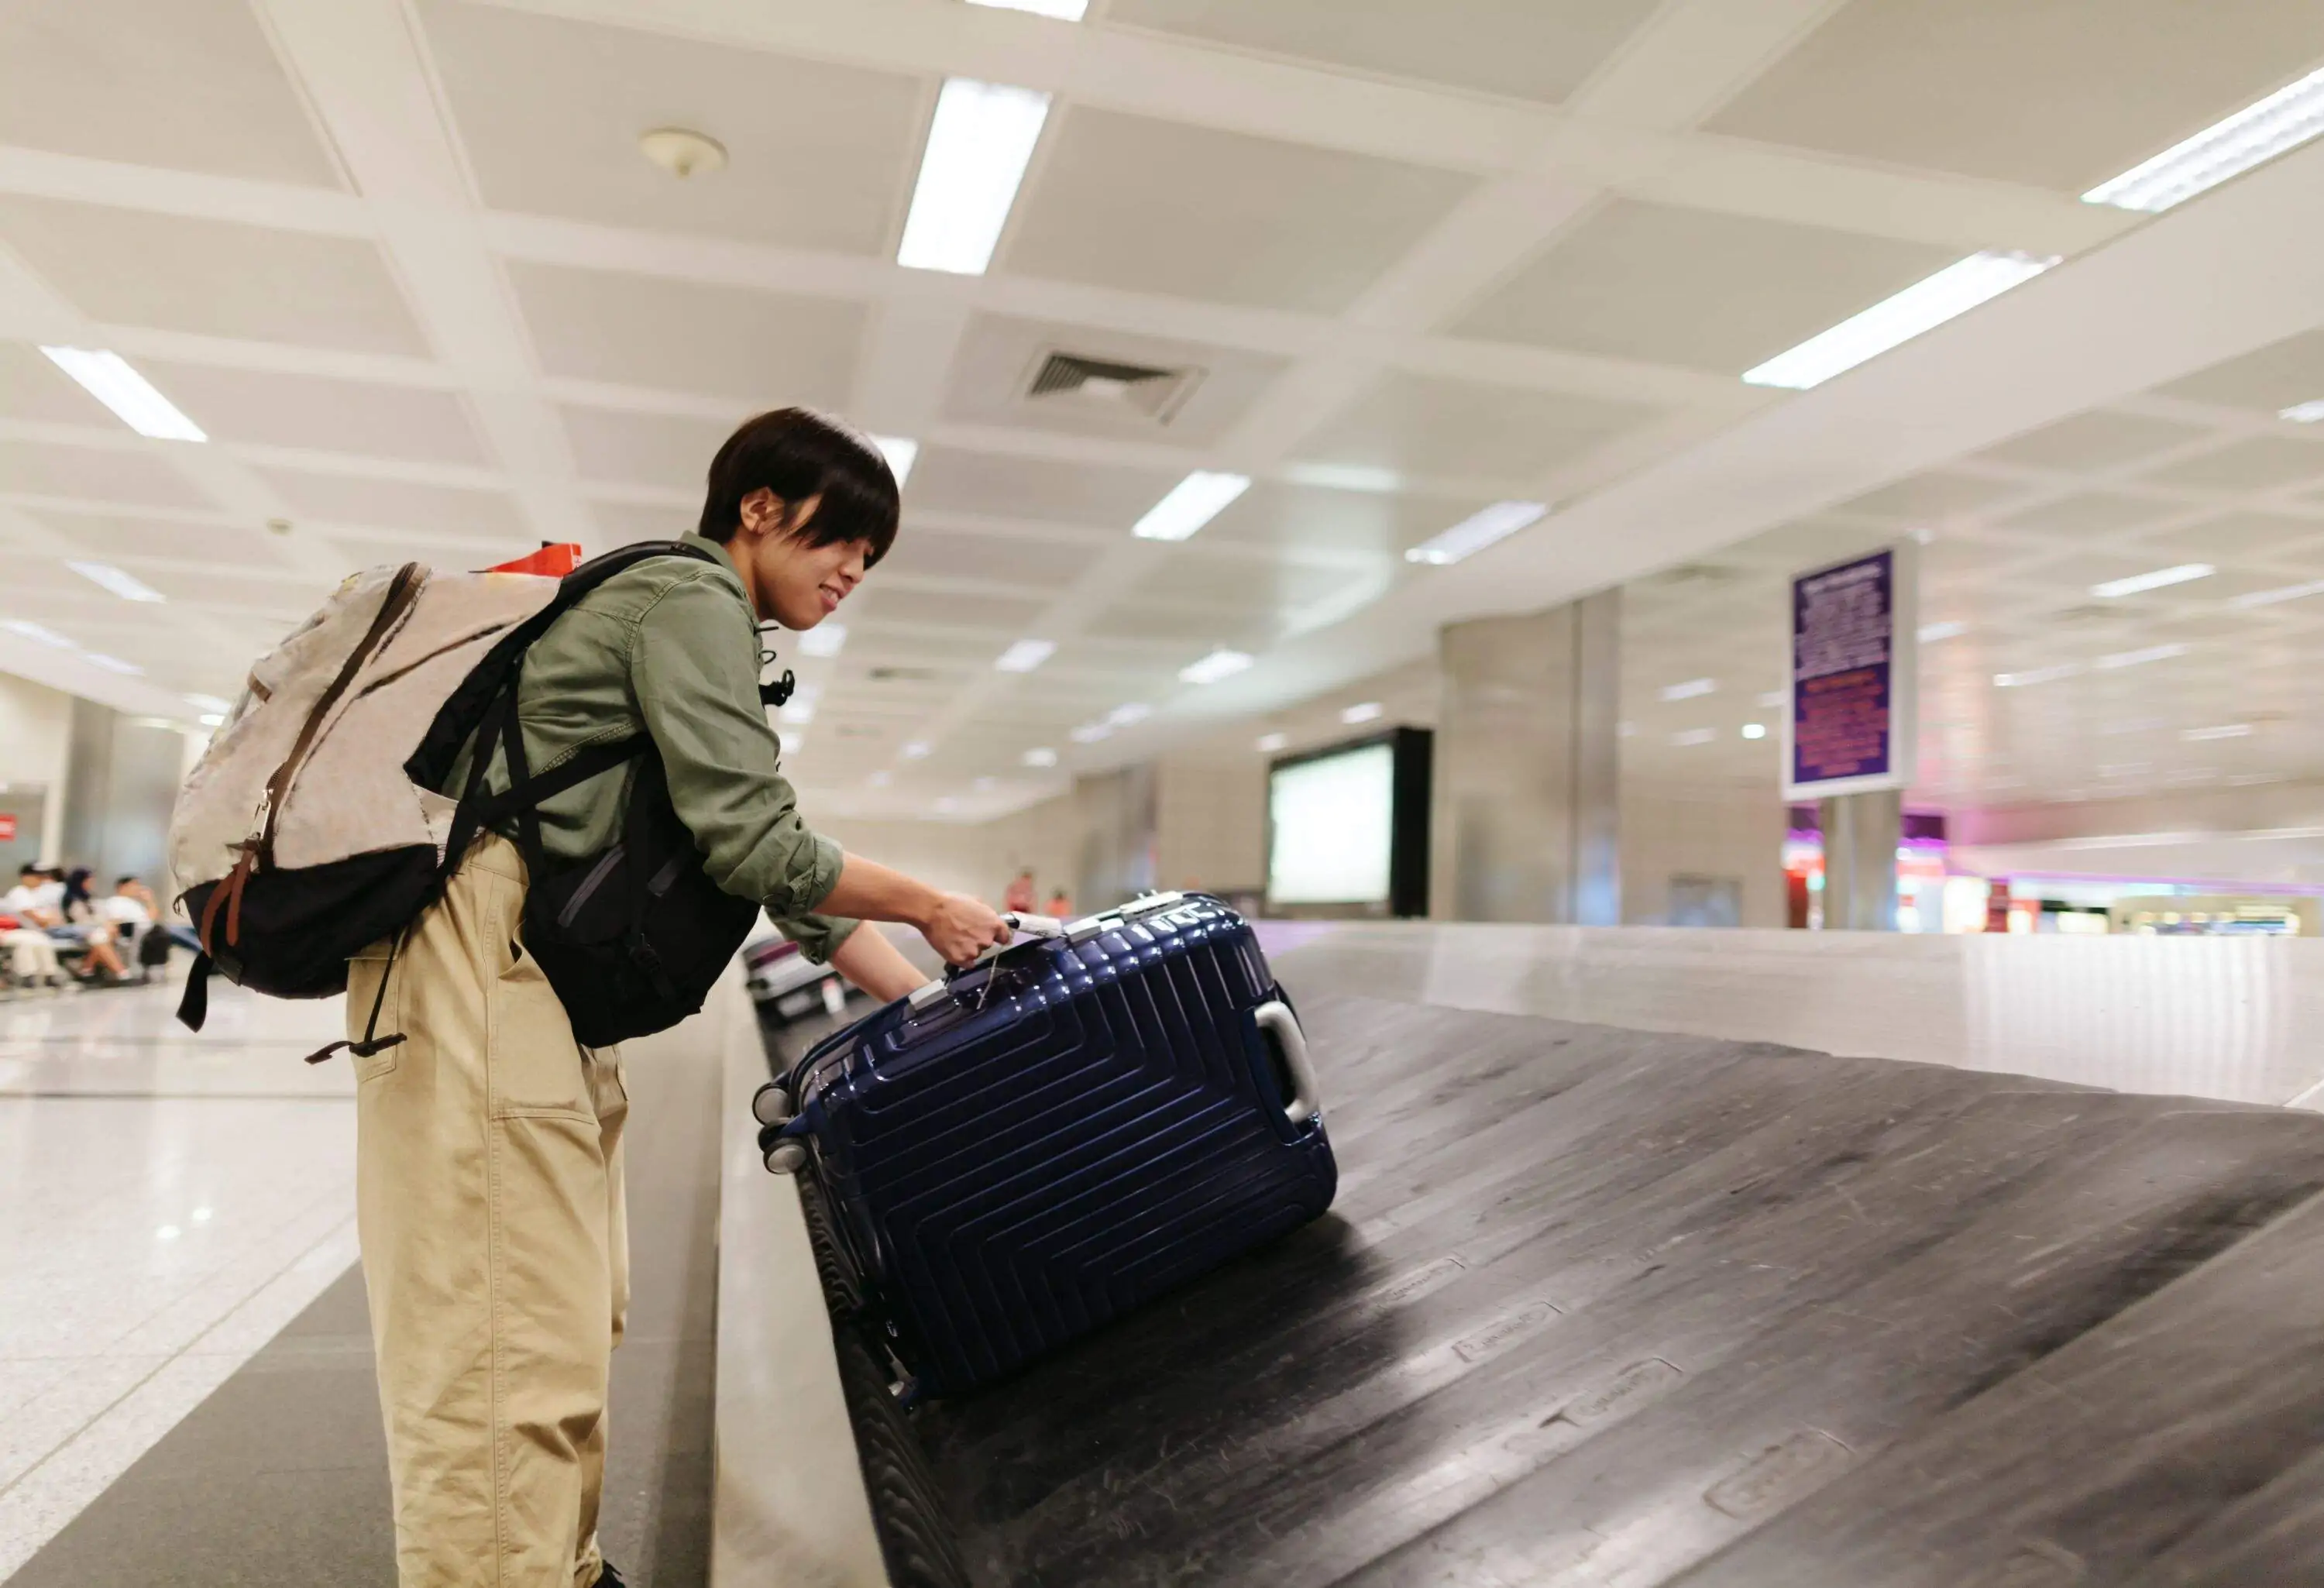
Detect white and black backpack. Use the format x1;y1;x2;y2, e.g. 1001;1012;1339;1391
170;541;760;1060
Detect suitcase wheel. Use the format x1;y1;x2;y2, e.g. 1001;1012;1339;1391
765;1139;808;1175
751;1079;794;1128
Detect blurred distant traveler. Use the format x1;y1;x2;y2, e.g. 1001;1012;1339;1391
352;407;1009;1588
1044;886;1074;919
1005;868;1037;914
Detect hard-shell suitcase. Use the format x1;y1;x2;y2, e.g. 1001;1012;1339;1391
757;892;1335;1396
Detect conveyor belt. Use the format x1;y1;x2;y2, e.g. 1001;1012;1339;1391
854;981;2324;1586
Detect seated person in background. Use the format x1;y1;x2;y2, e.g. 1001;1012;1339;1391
59;867;129;982
6;864;89;985
97;875;155;965
1004;868;1037;915
1;906;64;987
1043;886;1073;919
112;875;203;954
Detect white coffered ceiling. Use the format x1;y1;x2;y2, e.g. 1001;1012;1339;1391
1;0;2321;822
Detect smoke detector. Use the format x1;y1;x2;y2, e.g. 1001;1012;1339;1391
638;128;727;179
1023;351;1202;424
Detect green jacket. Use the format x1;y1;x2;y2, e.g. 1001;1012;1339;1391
445;534;857;961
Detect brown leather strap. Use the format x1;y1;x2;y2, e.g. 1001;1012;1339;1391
255;562;424;868
199;851;251;955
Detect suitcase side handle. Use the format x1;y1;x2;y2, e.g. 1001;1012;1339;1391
1253;999;1322;1126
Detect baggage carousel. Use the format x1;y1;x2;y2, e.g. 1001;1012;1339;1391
755;926;2324;1587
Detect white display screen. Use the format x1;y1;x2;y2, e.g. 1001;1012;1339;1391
1268;743;1394;906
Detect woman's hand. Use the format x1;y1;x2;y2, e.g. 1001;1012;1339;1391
916;892;1011;967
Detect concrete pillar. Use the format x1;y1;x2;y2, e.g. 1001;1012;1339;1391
60;697;184;887
1074;763;1157;913
1819;789;1900;930
1431;589;1621;924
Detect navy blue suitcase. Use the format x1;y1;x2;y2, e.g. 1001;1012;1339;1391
757;891;1336;1396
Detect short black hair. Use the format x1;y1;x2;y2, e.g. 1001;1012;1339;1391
115;875;139;889
16;864;36;876
698;407;899;565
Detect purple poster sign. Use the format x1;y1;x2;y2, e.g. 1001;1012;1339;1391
1788;548;1914;796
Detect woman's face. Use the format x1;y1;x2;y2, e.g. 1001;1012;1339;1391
730;490;872;631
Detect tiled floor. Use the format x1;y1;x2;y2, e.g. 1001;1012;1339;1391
0;981;356;1579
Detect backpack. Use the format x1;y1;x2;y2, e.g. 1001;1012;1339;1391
169;542;761;1060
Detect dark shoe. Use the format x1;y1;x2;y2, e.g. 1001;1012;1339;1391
594;1566;627;1588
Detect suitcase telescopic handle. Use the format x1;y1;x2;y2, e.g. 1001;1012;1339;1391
1253;1000;1322;1126
907;912;1066;1010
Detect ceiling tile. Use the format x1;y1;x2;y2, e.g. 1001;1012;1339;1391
22;510;290;571
0;439;214;508
0;198;427;356
510;263;865;403
1105;0;1663;104
1724;517;1903;575
940;314;1291;449
2139;510;2324;561
257;469;529;542
1972;411;2216;474
851;586;1049;634
561;406;738;490
1139;548;1371;616
906;447;1180;530
1706;0;2324;192
1088;596;1275;652
419;0;923;255
132;565;339;614
2139;437;2324;493
589;499;696;545
1203;481;1490;559
876;527;1093;592
1833;469;2030;523
1992;491;2182;540
1456;200;1955;373
0;0;341;187
0;343;115;426
2157;329;2324;417
141;363;492;466
1005;107;1473;315
1297;371;1654;482
324;532;517;574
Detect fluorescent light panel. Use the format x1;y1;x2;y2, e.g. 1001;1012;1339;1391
1340;702;1383;725
1742;253;2058;390
2183;723;2254;741
1177;648;1253;686
993;638;1055;673
40;347;206;441
2281;400;2324;424
896;78;1051;275
966;0;1088;16
1659;677;1716;703
1994;662;2082;689
2;619;74;648
2084;64;2324;212
2091;563;2212;598
796;622;847;658
1741;723;1768;741
871;435;919;486
1022;747;1058;768
84;653;144;675
2096;642;2188;671
1255;732;1287;753
1133;472;1250;541
2232;577;2324;609
1106;703;1151;727
67;561;166;603
901;741;931;759
1404;500;1545;566
1918;620;1968;643
1671;727;1717;748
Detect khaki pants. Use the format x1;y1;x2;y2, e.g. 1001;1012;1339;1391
349;835;629;1588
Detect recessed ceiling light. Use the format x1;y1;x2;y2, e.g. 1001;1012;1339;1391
2;619;74;648
84;653;145;675
1741;253;2058;390
966;0;1088;17
1917;620;1968;643
1177;648;1253;686
40;347;206;442
67;562;166;603
1255;732;1287;753
1659;677;1716;702
1133;472;1250;541
901;741;931;759
1671;727;1717;748
2091;563;2212;598
1994;662;2083;688
1404;500;1546;566
2278;399;2324;424
2230;577;2324;609
871;435;919;486
993;638;1055;673
796;622;847;658
2095;642;2188;671
1341;702;1383;725
1069;722;1112;744
198;713;225;727
2182;723;2254;741
896;77;1050;276
2084;64;2324;212
1106;703;1151;727
637;127;727;179
869;769;893;787
1022;747;1057;768
1741;723;1768;740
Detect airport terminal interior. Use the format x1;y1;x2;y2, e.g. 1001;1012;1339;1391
6;1;2324;1583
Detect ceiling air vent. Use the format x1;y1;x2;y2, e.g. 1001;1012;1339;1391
1024;350;1203;424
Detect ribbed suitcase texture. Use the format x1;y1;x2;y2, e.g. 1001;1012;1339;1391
780;893;1336;1396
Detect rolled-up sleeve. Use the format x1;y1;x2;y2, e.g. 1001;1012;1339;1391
626;572;860;960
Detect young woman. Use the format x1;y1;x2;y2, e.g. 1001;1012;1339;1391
352;408;1007;1588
